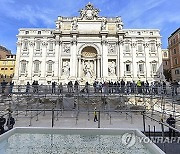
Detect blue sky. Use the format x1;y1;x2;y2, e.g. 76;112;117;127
0;0;179;54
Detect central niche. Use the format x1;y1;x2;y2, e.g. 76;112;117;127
81;46;97;58
81;46;97;78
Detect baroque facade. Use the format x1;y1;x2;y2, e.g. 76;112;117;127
13;3;164;85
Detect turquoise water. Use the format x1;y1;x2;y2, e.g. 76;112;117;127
1;133;152;154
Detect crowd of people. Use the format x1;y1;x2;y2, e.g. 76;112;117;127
50;79;179;96
0;79;179;96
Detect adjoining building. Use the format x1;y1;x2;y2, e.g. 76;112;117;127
162;49;171;81
168;28;180;81
13;3;164;85
0;45;11;60
0;54;16;83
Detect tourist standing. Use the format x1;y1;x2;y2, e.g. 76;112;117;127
94;107;98;122
166;114;176;139
0;115;6;134
6;114;15;130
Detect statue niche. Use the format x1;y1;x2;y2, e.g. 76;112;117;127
81;46;97;79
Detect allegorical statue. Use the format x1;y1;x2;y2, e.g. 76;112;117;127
101;17;107;30
116;17;124;30
108;61;116;76
62;61;70;76
83;61;94;77
72;18;78;30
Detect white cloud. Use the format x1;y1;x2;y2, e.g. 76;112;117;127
0;2;55;26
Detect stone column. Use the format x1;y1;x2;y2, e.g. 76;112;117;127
144;41;150;81
59;41;62;78
116;42;120;78
100;31;108;80
70;32;78;79
40;39;48;82
78;56;81;78
97;57;100;78
94;59;96;78
27;39;35;83
13;40;22;84
157;42;163;80
118;39;124;79
53;35;60;81
131;40;137;80
117;31;125;79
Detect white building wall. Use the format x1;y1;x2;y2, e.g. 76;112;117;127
13;16;163;85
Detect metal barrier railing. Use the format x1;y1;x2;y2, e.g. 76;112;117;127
0;84;179;96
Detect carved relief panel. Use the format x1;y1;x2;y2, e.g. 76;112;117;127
108;43;116;55
62;43;71;55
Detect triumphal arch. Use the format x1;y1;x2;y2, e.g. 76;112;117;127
13;3;163;85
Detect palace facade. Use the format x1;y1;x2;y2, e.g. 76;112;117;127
13;3;164;85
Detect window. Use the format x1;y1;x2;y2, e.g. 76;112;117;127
174;58;178;65
124;44;130;52
171;40;173;46
126;64;130;72
150;32;153;35
23;41;28;50
36;41;41;51
137;44;143;52
5;68;7;70
173;48;176;54
173;39;175;44
11;55;13;58
165;61;168;65
138;63;144;73
152;63;157;73
49;42;53;51
38;31;41;34
25;31;29;34
10;68;13;70
1;68;4;70
137;32;141;35
150;43;155;52
3;61;6;65
175;69;179;74
47;63;53;72
34;61;40;73
164;52;167;57
20;61;27;74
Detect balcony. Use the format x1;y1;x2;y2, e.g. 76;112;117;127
34;52;42;57
124;71;132;77
33;71;41;77
46;71;54;77
137;71;146;77
19;71;28;77
123;50;131;56
21;50;29;56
